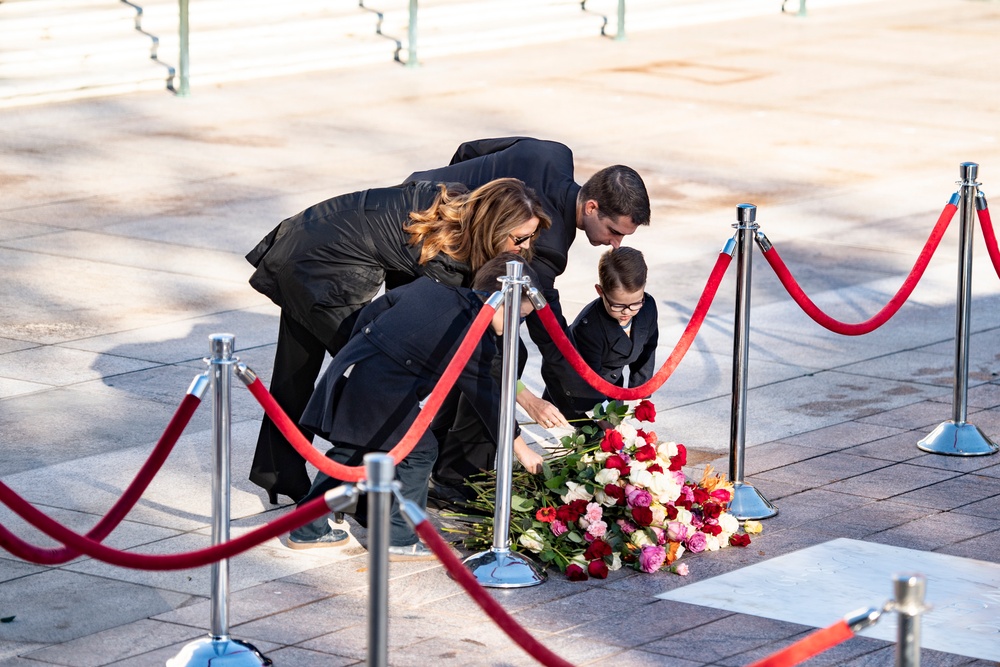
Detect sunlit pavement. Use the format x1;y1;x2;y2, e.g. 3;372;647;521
1;0;999;664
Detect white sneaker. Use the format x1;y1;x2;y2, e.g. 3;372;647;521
387;542;436;562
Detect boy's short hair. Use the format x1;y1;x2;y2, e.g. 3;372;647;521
598;247;647;293
473;253;540;297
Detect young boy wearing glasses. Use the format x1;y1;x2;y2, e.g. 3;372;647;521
543;247;658;422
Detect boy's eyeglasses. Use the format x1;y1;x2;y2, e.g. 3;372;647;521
603;294;645;313
509;231;538;246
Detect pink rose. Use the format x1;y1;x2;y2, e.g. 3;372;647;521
686;531;707;553
616;518;637;534
651;526;666;546
550;519;568;537
627;488;652;508
638;545;667;573
585;502;603;523
666;521;689;542
672;562;690;576
586;520;608;539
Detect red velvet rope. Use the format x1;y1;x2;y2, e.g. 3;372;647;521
414;520;576;667
978;206;1000;280
0;391;201;565
535;251;733;400
745;619;854;667
762;201;958;335
0;482;330;569
246;301;498;483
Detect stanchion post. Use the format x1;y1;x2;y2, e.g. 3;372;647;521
177;0;190;96
405;0;418;67
727;204;778;520
894;573;928;667
463;260;546;587
365;453;394;667
918;163;999;457
615;0;625;40
168;335;270;667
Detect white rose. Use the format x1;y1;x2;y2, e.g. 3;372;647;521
594;468;621;486
648;472;682;504
609;553;623;571
594;489;617;508
718;512;740;534
629;468;653;488
593;450;611;464
561;481;594;504
656;440;679;461
705;534;721;552
518;530;545;553
630;530;652;547
617;421;638;447
651;504;667;526
674;507;693;525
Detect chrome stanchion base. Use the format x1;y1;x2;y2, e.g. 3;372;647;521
167;636;272;666
729;481;778;520
918;420;999;457
463;548;546;588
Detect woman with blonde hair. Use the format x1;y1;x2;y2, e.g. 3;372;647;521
245;177;550;504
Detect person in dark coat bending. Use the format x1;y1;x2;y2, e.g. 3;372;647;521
288;254;544;559
545;247;659;421
404;136;651;418
246;178;550;504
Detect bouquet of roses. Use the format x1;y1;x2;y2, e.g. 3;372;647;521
457;400;760;581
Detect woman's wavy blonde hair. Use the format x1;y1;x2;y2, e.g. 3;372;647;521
406;177;552;273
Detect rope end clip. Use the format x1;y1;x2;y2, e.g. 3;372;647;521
234;362;257;386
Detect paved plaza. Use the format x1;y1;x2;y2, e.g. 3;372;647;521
2;0;1000;664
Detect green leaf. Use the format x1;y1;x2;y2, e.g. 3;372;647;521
540;550;556;562
0;616;14;623
566;531;584;544
544;475;566;490
510;495;535;512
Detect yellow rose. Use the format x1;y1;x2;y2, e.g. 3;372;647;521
744;520;763;534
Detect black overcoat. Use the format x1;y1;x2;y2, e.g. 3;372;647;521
246;182;471;348
299;278;507;455
546;294;659;419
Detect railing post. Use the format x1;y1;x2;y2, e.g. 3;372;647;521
178;0;190;96
727;205;777;520
168;335;270;667
406;0;418;68
894;573;928;667
463;260;546;587
365;453;394;667
615;0;625;41
918;163;999;457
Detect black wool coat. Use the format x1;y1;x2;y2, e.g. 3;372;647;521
246;182;471;349
405;137;583;393
298;278;508;456
569;293;659;399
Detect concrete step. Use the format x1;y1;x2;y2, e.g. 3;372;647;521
0;0;828;108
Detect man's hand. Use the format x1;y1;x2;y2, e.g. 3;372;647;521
516;388;569;430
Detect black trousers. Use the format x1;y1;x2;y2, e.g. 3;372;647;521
249;312;333;501
295;443;438;547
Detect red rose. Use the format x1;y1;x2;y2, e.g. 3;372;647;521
631;506;653;526
646;463;663;474
600;429;624;453
636;428;658;446
634;400;656;423
584;539;612;560
605;454;627;470
535;507;556;523
730;533;752;547
702;523;722;536
557;499;587;523
603;484;625;504
669;444;687;471
634;444;656;462
666;504;678;520
566;563;588;581
702;502;722;520
693;487;710;505
587;559;609;579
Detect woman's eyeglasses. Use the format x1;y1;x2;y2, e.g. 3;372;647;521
509;231;538;247
603;294;645;313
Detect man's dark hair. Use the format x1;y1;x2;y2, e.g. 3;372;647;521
579;165;651;226
598;247;647;293
473;252;540;297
